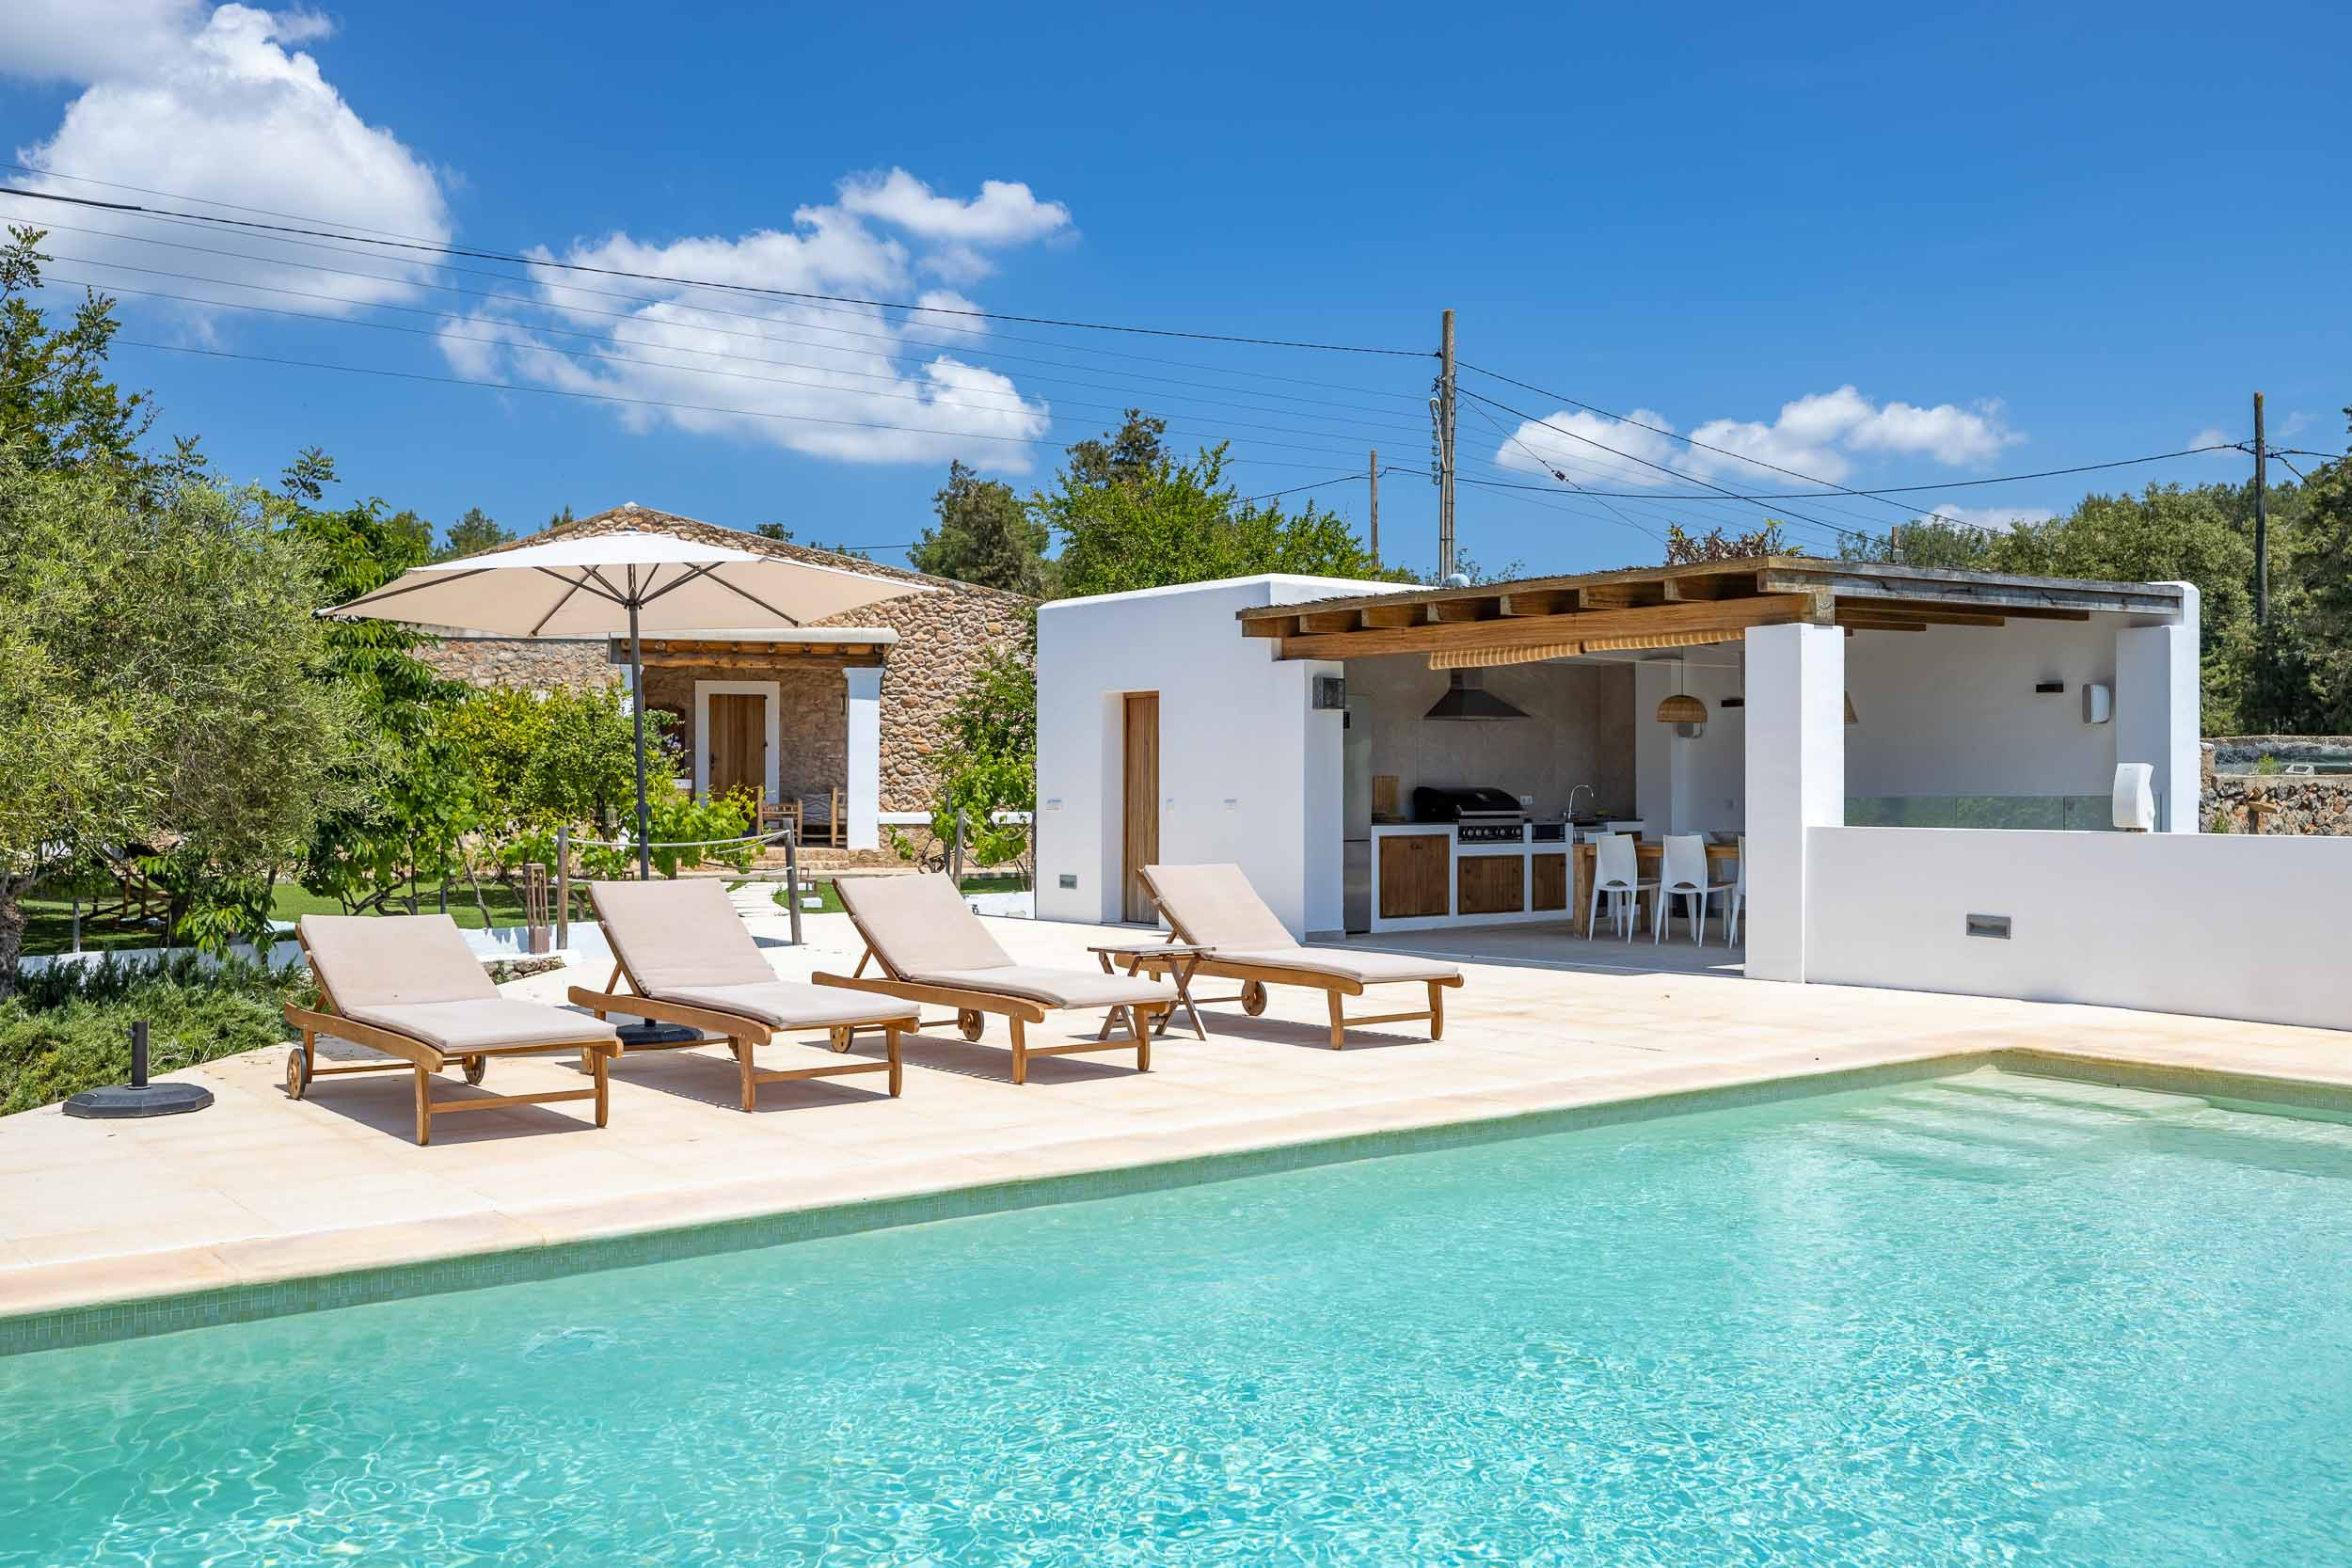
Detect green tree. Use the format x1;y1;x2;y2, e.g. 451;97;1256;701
1063;408;1168;490
908;459;1052;594
437;505;513;561
0;455;357;990
1041;425;1386;600
0;226;152;472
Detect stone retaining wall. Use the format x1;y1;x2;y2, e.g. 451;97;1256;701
2199;742;2352;834
416;636;619;692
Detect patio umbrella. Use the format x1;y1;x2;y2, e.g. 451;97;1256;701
329;530;926;878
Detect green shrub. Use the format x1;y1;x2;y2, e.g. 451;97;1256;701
9;950;305;1011
0;982;294;1114
2253;753;2285;775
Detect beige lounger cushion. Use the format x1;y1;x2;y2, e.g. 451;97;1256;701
343;998;617;1053
654;980;916;1031
1206;947;1460;986
301;913;498;1007
834;874;1013;975
1141;863;1306;952
916;965;1172;1011
591;879;777;990
1140;863;1459;985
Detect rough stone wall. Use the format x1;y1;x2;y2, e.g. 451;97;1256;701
415;636;618;692
2199;741;2352;834
429;503;1033;813
640;661;849;804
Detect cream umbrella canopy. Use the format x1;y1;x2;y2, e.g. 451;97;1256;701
330;530;928;878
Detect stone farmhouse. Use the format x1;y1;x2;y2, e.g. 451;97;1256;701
416;502;1031;864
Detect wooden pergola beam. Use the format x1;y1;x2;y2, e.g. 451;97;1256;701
1273;594;1817;661
1836;606;2007;629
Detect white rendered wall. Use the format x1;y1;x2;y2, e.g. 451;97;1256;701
1034;575;1392;933
2112;583;2201;832
844;666;882;849
1806;826;2349;1031
1633;658;1747;835
1742;623;1845;982
1842;618;2120;799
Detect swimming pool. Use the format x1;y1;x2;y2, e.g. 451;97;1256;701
4;1067;2348;1565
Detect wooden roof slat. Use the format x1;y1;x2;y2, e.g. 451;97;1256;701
1233;554;2183;632
1273;594;1817;661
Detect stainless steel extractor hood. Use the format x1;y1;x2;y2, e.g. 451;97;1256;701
1423;669;1530;721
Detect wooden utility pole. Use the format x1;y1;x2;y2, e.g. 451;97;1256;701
1367;448;1380;567
2253;390;2268;625
1436;309;1457;581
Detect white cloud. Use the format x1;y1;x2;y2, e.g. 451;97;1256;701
836;168;1073;245
1491;406;1687;487
1492;385;2024;490
2186;426;2238;457
8;3;451;310
0;0;203;82
444;193;1058;470
3;7;1072;469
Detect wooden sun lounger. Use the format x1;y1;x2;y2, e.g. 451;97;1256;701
814;874;1173;1085
564;879;917;1110
283;915;617;1146
1136;863;1464;1050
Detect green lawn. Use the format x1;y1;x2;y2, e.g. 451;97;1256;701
22;873;1033;954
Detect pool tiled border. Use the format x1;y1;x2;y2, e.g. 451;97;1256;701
8;1047;2348;1359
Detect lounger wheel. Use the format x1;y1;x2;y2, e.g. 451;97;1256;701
1240;981;1268;1016
462;1055;486;1085
284;1047;309;1101
957;1008;984;1041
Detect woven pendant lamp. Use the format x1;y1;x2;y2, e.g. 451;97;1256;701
1655;660;1708;737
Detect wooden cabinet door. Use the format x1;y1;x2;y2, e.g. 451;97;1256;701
1377;834;1449;919
1456;855;1525;916
1531;852;1568;911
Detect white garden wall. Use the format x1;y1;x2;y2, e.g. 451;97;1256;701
1034;575;1392;934
1805;826;2351;1032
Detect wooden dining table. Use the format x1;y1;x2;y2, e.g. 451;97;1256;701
1568;840;1741;936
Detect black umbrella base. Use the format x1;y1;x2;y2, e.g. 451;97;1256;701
617;1021;705;1047
63;1082;215;1119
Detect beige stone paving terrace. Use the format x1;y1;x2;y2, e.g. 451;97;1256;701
2;910;2346;1320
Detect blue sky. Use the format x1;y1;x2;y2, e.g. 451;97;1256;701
2;0;2345;576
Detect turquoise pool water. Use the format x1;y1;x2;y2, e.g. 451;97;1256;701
5;1068;2350;1565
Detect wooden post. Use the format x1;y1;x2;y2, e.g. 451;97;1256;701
2254;390;2268;625
784;826;803;946
1438;310;1456;582
555;822;571;950
1368;447;1380;567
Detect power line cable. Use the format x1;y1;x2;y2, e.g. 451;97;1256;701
33;271;1421;464
102;337;1405;470
8;207;1433;425
1454;384;1879;544
1461;398;1670;546
1;181;1433;357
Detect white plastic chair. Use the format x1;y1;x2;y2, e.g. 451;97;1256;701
1723;836;1747;946
1657;834;1735;946
1587;832;1654;941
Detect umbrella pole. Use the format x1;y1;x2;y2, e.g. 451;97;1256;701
628;597;652;879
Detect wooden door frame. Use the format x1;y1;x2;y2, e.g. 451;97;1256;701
692;679;780;802
1120;691;1160;925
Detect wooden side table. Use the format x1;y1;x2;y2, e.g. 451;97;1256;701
1089;941;1210;1040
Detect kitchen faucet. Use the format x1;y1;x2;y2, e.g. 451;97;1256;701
1567;783;1596;821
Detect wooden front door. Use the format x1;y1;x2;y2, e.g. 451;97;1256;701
707;692;765;801
1121;692;1160;922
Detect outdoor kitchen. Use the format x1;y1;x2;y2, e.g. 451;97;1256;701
1343;652;1667;933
